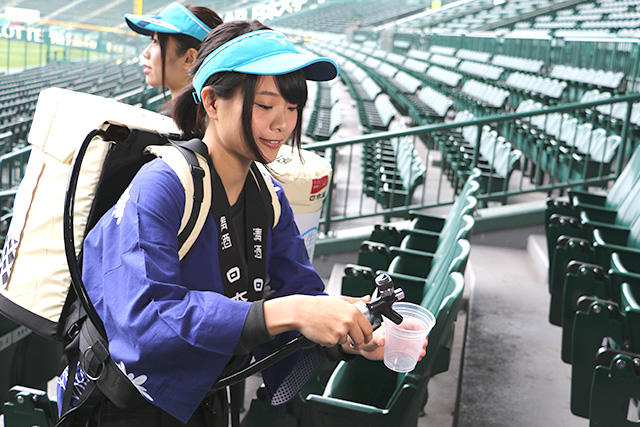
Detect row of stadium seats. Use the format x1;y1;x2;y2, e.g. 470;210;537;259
1;0;236;28
583;89;640;127
266;0;423;34
362;132;425;214
305;43;436;214
433;112;522;202
407;0;552;33
312;39;534;207
421;43;620;103
394;0;640;36
281;172;480;426
527;0;640;33
544;144;640;425
317;35;633;210
397;41;627;105
305;80;343;141
0;60;150;158
316;42;455;124
507;99;622;184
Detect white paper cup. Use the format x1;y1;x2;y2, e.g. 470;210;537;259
383;302;435;373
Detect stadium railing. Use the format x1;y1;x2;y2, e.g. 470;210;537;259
304;92;640;240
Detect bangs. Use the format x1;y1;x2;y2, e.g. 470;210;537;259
274;69;308;107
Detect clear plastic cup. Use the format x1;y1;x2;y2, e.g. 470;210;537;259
383;302;435;373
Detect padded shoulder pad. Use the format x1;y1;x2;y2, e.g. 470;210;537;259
145;145;211;259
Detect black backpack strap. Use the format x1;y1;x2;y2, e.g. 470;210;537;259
78;317;148;410
176;138;209;158
56;312;147;426
249;162;276;230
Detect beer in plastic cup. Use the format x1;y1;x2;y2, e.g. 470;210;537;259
383;302;435;373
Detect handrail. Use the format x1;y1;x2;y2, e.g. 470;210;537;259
301;92;640;237
303;92;640;151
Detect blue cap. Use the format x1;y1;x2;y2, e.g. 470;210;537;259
125;2;211;42
192;29;339;103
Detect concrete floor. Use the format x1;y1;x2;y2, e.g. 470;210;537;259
456;238;588;427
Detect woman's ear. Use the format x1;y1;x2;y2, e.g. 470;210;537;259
201;87;218;120
182;48;197;70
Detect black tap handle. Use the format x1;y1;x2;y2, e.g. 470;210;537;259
382;306;403;325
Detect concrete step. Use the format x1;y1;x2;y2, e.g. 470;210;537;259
526;233;548;282
326;262;346;296
456;244;587;427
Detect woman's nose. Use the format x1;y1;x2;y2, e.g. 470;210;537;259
272;108;287;132
141;43;151;59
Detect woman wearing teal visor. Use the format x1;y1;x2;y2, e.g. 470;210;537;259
125;2;222;101
63;19;428;426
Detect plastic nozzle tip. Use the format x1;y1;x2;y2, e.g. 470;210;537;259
375;273;392;287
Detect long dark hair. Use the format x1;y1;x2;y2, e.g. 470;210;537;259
172;20;308;164
157;4;223;98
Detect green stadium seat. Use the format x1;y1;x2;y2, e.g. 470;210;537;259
366;170;479;249
545;144;640;262
3;386;57;426
569;275;640;419
363;135;426;214
548;181;640;326
304;358;421;427
558;216;640;362
341;264;376;299
588;339;640;426
304;272;464;427
0;315;62;420
357;240;394;272
386;235;471;304
0;146;31;190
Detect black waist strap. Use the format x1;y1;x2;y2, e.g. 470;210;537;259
78;319;148;409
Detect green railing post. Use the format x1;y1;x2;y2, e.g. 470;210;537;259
630;43;640;93
322;147;337;235
617;100;634;177
472;124;481;168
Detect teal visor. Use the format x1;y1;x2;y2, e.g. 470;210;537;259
192;29;339;103
125;2;211;42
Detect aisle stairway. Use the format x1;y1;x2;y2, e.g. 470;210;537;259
456;235;588;427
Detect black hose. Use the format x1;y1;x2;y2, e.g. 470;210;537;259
210;335;315;391
63;129;109;338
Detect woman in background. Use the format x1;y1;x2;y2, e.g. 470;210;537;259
125;2;222;101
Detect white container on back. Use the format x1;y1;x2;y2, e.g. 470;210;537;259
268;148;332;261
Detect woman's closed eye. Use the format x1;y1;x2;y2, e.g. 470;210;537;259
255;103;299;111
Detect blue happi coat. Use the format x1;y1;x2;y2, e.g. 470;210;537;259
57;158;326;423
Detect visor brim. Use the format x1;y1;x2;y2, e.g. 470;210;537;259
125;14;181;36
234;52;339;81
